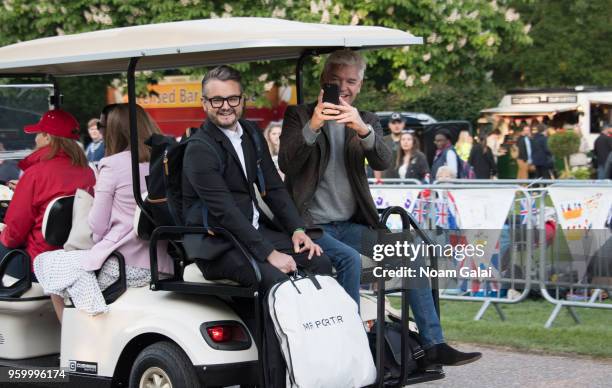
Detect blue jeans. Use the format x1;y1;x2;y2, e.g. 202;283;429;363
315;221;445;348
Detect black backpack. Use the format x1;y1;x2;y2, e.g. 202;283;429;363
143;121;267;233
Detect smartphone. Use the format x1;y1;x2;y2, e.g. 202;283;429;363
322;83;340;105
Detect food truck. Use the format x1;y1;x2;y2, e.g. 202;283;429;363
481;86;612;147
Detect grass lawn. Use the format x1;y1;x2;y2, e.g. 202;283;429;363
389;298;612;359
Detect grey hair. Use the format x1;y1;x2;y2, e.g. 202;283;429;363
321;50;366;82
201;65;243;95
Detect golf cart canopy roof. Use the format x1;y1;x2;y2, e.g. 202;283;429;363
0;17;422;76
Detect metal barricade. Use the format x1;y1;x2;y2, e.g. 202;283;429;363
535;183;612;328
370;183;534;322
371;179;612;328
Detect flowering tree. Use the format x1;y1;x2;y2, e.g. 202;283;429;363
0;0;531;119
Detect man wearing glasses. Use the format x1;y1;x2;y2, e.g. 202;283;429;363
181;65;332;387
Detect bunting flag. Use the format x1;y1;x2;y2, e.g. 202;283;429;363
548;187;612;281
450;188;515;270
369;187;422;230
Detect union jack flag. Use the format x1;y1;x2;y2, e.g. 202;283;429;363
435;202;449;228
519;197;538;225
412;199;429;225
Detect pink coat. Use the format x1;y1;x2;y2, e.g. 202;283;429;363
81;151;173;274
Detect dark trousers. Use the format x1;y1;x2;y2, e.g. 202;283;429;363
535;165;554;179
196;224;333;388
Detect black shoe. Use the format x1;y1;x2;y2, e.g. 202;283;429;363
425;343;482;366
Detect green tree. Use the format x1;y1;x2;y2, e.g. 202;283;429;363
548;130;580;177
494;0;612;88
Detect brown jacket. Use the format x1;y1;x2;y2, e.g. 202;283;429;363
279;103;392;228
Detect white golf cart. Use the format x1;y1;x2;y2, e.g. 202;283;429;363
0;18;443;387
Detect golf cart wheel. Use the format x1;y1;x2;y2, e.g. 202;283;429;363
129;341;199;388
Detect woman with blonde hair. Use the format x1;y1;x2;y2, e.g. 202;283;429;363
263;120;284;179
34;103;173;320
0;109;95;278
455;129;473;161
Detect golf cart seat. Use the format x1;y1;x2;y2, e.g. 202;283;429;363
0;196;76;360
134;194;250;290
182;262;239;286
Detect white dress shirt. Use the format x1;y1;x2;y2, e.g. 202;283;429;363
219;123;260;229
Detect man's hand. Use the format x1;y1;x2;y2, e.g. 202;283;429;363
292;230;323;260
333;97;370;137
310;90;342;132
267;250;297;273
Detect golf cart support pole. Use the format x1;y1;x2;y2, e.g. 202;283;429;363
127;57;150;221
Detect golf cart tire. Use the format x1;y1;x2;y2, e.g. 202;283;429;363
129;341;199;388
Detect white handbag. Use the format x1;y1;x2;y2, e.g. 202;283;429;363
63;189;95;251
268;274;376;388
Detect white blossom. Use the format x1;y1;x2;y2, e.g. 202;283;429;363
310;1;319;14
272;7;286;18
386;6;394;15
486;36;496;46
426;33;438;44
467;10;479;19
35;4;45;13
485;70;493;81
446;9;460;23
286;0;294;6
523;23;532;34
420;74;431;84
505;8;519;22
446;43;454;52
258;73;269;82
264;81;275;92
321;9;330;23
350;13;359;25
223;3;233;13
3;1;14;12
402;45;410;52
398;69;407;81
422;52;431;62
405;75;415;87
83;10;93;22
458;37;467;48
210;11;219;18
490;0;498;11
180;0;190;5
60;6;67;14
332;4;340;15
101;4;110;12
56;27;65;36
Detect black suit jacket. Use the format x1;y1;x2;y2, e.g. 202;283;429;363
182;119;305;262
517;135;531;162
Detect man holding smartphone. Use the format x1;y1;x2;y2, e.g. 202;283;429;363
279;49;481;367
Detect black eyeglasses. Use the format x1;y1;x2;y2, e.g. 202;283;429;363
204;95;242;108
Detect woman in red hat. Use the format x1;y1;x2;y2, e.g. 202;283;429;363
0;109;95;277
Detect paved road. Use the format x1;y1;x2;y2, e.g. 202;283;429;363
421;343;612;388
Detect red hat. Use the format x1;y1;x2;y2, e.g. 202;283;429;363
24;109;80;140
